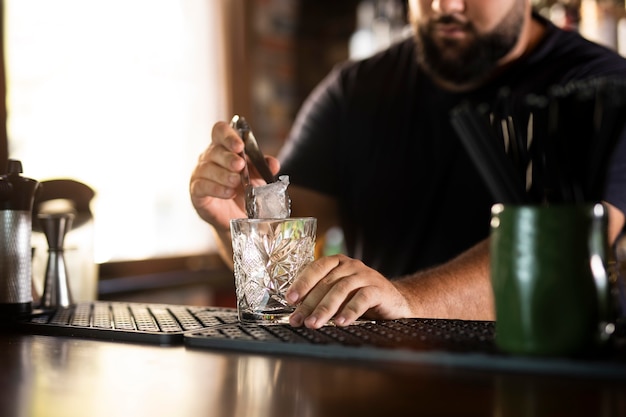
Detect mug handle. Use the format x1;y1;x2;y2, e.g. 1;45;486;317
589;203;615;343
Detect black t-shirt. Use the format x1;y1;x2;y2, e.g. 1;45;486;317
278;14;626;278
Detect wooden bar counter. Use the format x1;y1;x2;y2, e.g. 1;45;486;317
0;330;625;417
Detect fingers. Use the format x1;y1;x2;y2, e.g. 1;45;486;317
250;156;281;180
190;122;245;198
189;120;284;229
208;122;247;181
211;121;245;154
193;122;281;193
287;255;382;329
266;156;280;176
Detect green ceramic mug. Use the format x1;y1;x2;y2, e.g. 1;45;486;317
490;203;612;356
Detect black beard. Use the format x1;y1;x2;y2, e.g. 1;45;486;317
415;3;524;86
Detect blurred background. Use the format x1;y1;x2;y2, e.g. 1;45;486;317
1;0;625;304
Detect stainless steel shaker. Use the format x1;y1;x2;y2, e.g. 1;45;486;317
0;160;40;316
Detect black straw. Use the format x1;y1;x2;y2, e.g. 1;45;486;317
451;101;528;204
451;77;626;206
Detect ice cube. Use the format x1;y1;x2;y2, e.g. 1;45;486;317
250;175;291;219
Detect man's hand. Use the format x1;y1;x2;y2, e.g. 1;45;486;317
189;121;280;266
189;121;280;232
286;240;496;327
286;254;413;329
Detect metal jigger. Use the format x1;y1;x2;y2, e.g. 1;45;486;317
39;213;75;309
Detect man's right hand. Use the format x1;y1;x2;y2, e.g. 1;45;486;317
189;121;280;234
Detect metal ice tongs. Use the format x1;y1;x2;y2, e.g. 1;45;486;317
230;115;275;217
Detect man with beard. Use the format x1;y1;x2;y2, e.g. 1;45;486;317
189;0;626;328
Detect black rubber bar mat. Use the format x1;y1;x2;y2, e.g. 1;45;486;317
12;301;626;379
17;301;239;345
184;317;626;380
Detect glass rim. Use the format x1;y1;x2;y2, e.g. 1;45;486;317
230;217;316;224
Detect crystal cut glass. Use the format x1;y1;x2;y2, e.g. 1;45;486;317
231;217;316;324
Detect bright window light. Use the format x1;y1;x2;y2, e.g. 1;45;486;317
5;0;227;263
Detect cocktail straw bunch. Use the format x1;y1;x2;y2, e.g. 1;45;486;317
451;77;626;205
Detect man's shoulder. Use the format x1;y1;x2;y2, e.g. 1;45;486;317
534;21;626;79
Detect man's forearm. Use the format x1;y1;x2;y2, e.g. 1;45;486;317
396;202;622;321
395;239;494;321
212;228;235;270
